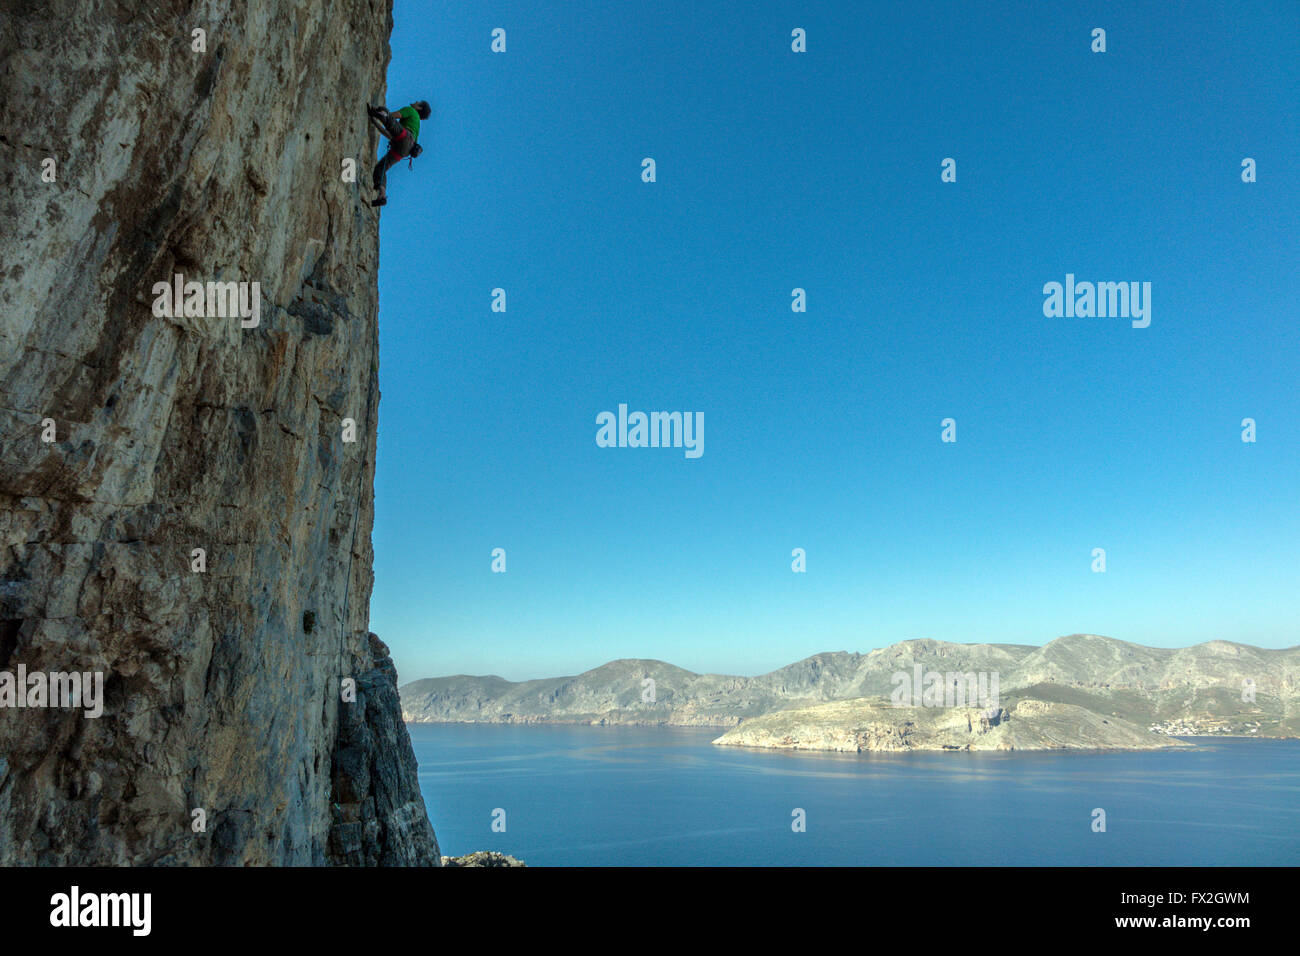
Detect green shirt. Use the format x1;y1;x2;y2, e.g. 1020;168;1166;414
396;106;420;142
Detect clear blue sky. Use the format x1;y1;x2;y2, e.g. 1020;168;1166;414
370;0;1299;682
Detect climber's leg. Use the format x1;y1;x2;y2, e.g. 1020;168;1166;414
370;130;412;207
372;152;395;191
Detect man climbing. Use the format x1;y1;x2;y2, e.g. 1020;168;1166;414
368;100;431;207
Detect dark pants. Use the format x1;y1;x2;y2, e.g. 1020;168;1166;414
372;116;412;194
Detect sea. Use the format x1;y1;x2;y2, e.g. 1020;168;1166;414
409;723;1299;866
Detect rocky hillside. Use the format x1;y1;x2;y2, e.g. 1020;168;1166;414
401;635;1300;738
400;643;1032;726
711;696;1191;752
0;0;438;864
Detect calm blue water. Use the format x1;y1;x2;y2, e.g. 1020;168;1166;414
410;724;1300;866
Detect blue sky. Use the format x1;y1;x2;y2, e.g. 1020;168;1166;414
369;0;1299;682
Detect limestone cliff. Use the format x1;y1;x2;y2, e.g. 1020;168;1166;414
0;0;439;864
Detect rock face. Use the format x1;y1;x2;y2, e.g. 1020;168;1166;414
330;634;438;865
0;0;438;864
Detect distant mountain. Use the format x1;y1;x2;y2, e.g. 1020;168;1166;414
399;635;1300;740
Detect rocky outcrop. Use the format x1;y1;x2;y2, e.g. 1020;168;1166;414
442;851;526;867
330;634;438;865
0;0;438;863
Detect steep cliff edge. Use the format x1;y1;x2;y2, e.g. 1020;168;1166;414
0;0;439;864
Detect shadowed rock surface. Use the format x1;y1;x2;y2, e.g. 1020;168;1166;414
0;0;438;864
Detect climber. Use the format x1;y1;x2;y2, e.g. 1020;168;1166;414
368;100;431;207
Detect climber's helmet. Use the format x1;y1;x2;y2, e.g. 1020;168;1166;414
413;100;432;120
